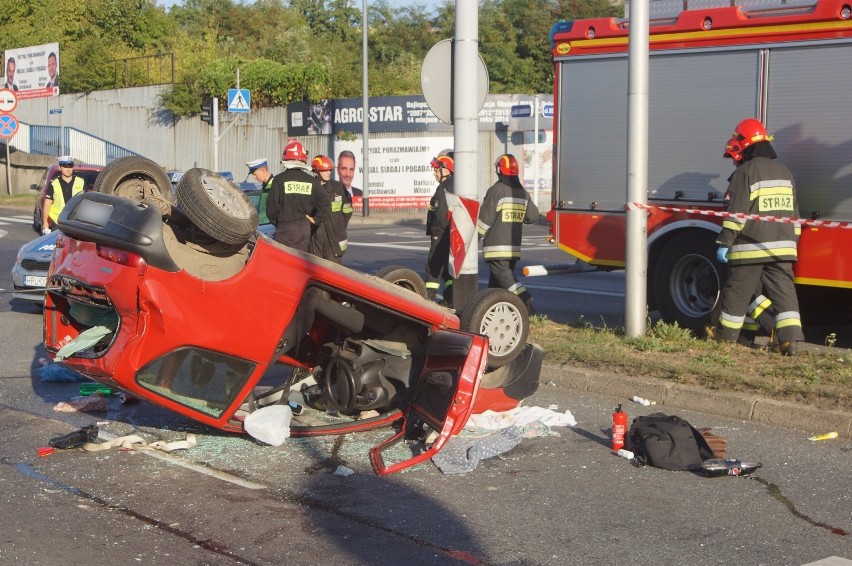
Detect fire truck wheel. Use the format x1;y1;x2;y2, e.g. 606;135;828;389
460;288;529;369
93;156;175;205
375;265;428;298
176;168;259;246
652;232;720;332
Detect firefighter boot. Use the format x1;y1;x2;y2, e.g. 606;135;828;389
776;341;799;356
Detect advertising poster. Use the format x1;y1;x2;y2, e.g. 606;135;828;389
334;136;453;209
4;42;60;99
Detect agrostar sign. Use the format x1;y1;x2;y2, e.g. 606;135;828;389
334;105;403;124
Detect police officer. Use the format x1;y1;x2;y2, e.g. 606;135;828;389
266;140;330;252
424;153;455;305
41;156;84;235
245;158;274;225
713;118;804;355
477;154;539;314
309;155;352;263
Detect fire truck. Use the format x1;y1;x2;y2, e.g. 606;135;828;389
546;0;852;330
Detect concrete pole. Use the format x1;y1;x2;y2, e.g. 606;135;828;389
533;93;540;208
452;0;480;313
361;0;370;217
212;97;219;172
625;0;650;338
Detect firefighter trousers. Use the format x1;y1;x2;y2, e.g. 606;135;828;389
487;259;532;306
709;276;776;342
425;233;453;306
717;262;804;344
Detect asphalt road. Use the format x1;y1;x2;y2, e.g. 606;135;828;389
0;208;850;565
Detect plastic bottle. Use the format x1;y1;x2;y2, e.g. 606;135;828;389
616;448;634;460
612;403;627;451
631;395;651;406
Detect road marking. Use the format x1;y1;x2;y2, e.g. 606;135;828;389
0;215;33;224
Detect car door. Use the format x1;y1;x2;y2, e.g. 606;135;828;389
369;329;488;475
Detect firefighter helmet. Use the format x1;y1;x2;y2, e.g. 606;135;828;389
311;155;334;172
430;155;454;173
282;140;308;163
724;118;773;161
495;154;520;176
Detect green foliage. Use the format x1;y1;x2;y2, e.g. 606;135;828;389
1;0;621;115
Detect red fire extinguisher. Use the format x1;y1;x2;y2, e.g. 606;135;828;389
612;403;627;451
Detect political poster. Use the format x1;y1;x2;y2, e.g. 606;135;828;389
4;42;60;100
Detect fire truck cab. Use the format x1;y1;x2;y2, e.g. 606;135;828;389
548;0;852;330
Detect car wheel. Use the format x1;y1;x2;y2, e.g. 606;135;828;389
375;265;428;298
460;288;529;369
93;156;175;204
175;168;259;246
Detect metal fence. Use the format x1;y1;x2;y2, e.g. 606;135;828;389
25;125;139;165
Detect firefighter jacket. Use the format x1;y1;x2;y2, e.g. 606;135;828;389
716;155;800;265
315;179;353;256
476;177;540;260
47;175;85;223
266;164;330;227
426;176;454;238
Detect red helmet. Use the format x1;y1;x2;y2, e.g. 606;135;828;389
282;140;308;163
430;155;454;173
724;118;773;161
495;154;519;176
311;155;333;172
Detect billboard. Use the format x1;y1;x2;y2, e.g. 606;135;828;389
4;42;60;100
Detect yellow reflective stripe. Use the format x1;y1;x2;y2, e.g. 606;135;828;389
331;201;342;212
722;219;745;232
425;282;440;290
728;247;797;261
776;318;802;329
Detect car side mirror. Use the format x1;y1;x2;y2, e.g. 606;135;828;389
30;183;40;191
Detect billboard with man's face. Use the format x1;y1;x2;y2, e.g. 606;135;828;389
4;42;60;99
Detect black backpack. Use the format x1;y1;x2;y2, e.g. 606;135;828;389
629;413;714;471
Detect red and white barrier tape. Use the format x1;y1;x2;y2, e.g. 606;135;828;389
626;202;852;229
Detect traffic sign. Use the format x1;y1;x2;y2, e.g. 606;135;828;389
510;104;532;118
421;39;489;125
0;114;19;139
49;108;62;115
228;89;250;113
541;102;554;118
0;88;17;113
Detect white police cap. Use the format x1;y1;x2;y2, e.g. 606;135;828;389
58;155;74;166
246;158;267;173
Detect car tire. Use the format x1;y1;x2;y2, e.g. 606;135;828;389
93;156;175;204
175;168;259;246
375;265;429;298
652;231;720;332
460;288;529;369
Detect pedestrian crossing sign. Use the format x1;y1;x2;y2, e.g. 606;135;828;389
228;89;251;113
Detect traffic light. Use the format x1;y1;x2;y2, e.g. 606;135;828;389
201;98;214;125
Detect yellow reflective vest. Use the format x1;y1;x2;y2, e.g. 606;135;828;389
48;176;85;223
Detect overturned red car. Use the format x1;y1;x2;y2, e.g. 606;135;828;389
42;157;542;474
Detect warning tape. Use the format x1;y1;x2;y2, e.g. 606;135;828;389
626;202;852;230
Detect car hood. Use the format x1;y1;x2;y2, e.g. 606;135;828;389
20;230;59;260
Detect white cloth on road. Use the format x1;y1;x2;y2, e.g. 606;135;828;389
464;405;577;432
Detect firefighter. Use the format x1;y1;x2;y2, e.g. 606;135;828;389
476;154;539;314
712;118;804;355
706;163;778;347
266;140;330;253
424;153;455;305
309;155;352;264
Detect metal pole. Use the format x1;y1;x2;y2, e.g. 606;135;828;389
59;107;64;156
625;0;650;338
5;142;11;196
451;0;480;312
213;97;219;172
361;0;370;217
533;93;540;208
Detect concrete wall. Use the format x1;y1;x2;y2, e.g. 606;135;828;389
0;144;55;197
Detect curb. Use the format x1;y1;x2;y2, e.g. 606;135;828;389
540;364;852;439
